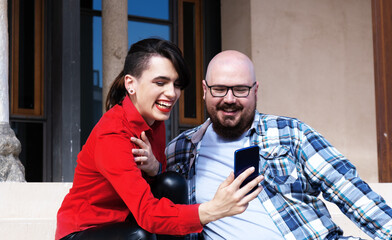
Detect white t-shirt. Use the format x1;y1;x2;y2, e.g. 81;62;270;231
195;125;283;240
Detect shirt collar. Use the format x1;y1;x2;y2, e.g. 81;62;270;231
189;110;265;144
190;118;211;143
251;110;265;136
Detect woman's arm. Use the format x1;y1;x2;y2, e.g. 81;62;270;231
96;131;202;235
132;134;264;225
198;168;263;225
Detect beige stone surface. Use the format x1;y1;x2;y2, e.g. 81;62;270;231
221;0;378;182
0;182;72;240
221;0;251;56
0;182;390;239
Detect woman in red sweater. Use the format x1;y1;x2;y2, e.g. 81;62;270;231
56;38;262;240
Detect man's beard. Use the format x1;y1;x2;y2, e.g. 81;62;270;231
207;101;255;140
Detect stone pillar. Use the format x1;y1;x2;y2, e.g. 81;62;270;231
0;0;25;182
0;0;9;124
0;123;25;182
101;0;128;112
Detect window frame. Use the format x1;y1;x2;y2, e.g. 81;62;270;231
372;0;392;182
11;0;44;117
178;0;204;126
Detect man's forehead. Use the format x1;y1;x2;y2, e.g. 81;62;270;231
208;69;253;85
208;80;254;88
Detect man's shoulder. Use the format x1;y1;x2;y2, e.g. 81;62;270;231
256;112;304;130
170;125;202;142
182;125;203;138
258;113;296;121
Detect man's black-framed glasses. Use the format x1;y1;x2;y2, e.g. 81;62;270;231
205;81;256;98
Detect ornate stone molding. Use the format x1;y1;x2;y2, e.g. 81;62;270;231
0;122;25;182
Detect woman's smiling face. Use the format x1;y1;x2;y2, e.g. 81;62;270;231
125;56;181;126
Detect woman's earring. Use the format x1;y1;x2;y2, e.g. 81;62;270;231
129;89;135;95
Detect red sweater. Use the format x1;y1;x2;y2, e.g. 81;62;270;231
55;96;202;240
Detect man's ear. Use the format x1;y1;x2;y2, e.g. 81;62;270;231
202;80;207;100
254;81;259;101
254;81;259;93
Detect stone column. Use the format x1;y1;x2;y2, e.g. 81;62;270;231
0;0;25;182
101;0;128;112
0;0;9;124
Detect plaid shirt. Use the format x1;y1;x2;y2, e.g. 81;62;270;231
165;111;392;240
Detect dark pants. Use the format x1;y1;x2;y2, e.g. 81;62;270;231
61;171;188;240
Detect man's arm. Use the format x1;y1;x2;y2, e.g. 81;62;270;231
300;123;392;239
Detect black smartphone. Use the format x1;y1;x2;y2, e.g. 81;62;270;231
234;145;260;194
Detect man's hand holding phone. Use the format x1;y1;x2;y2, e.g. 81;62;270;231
198;145;263;225
234;145;261;195
198;168;263;225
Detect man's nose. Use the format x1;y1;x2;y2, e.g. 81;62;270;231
223;88;236;103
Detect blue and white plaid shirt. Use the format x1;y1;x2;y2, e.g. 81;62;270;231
165;111;392;240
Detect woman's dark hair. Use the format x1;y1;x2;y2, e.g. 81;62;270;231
105;38;190;111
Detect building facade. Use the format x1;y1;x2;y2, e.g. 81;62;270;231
1;0;391;183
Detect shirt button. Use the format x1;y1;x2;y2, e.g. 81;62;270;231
190;153;194;158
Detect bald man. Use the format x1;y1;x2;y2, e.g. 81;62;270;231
165;50;392;240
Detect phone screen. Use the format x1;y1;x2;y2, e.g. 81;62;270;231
234;145;260;194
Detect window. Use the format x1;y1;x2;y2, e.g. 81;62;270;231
11;0;44;116
178;0;204;126
81;2;103;146
10;0;45;182
128;0;171;45
81;0;175;144
127;0;174;142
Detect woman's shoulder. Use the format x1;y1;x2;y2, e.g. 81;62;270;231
95;105;130;134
